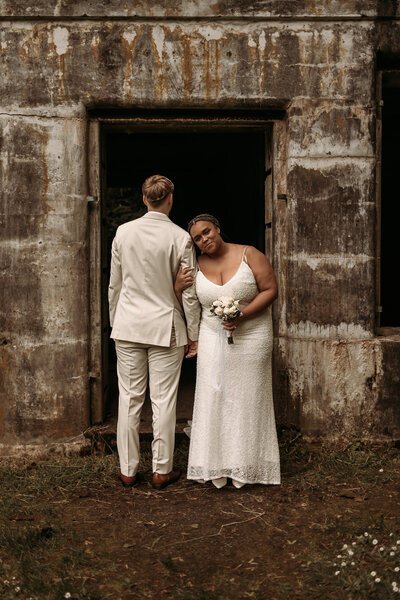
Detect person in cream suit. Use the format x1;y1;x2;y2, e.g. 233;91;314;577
109;175;200;490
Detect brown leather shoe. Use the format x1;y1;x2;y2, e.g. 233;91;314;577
119;473;137;488
152;470;181;490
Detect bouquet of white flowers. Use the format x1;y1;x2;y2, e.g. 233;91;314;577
210;295;242;344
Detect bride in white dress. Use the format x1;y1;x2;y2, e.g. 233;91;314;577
175;214;280;489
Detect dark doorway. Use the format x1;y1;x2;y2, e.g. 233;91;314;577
381;82;400;326
102;127;267;422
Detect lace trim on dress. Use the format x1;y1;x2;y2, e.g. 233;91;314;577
187;463;281;486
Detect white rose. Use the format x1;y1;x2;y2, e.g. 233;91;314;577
213;300;222;307
215;307;223;316
229;306;237;315
220;296;233;306
223;307;231;315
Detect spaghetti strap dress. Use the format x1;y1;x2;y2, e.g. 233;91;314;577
187;252;281;487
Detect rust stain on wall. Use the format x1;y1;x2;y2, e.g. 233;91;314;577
180;30;193;100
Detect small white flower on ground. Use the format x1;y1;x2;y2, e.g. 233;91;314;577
343;544;348;549
380;547;385;551
393;582;398;587
372;539;378;545
14;587;20;593
375;578;381;583
351;561;355;566
371;571;377;577
395;567;400;572
364;532;369;537
337;555;342;558
391;552;396;556
393;546;397;551
348;549;354;556
397;541;400;545
335;571;340;576
341;561;346;566
352;542;357;546
64;594;71;599
379;468;383;472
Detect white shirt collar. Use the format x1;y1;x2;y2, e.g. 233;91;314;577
143;211;171;222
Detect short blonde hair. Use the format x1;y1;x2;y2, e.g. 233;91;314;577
142;174;174;206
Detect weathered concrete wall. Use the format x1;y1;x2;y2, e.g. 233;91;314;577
0;21;376;108
1;1;399;449
275;335;400;438
0;0;392;19
0;115;90;446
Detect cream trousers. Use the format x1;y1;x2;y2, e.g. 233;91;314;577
115;335;184;477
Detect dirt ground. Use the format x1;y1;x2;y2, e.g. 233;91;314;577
1;433;400;600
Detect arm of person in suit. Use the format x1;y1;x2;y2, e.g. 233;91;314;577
180;236;201;356
108;234;122;328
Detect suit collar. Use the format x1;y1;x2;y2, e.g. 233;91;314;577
143;211;171;222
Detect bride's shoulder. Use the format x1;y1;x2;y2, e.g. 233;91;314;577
245;245;262;257
239;244;259;260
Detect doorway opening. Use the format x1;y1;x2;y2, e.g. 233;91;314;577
97;118;273;427
379;74;400;327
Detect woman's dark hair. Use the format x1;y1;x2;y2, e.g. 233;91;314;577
187;213;220;233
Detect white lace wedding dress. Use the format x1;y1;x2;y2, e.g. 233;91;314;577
187;255;281;487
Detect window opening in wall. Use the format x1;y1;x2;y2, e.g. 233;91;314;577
101;126;268;423
380;73;400;327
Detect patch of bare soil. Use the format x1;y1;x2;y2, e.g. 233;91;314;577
1;436;400;600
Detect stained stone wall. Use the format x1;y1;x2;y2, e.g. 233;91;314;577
1;0;400;451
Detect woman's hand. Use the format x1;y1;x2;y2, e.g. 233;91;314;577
175;266;195;294
222;314;244;332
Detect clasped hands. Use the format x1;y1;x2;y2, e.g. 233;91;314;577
185;339;198;359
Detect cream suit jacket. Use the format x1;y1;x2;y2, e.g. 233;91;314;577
108;211;200;347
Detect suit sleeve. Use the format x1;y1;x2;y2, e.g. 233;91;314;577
180;235;201;341
108;234;122;327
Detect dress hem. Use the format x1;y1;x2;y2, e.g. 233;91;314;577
187;475;281;486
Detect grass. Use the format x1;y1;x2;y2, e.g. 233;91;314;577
0;435;399;599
